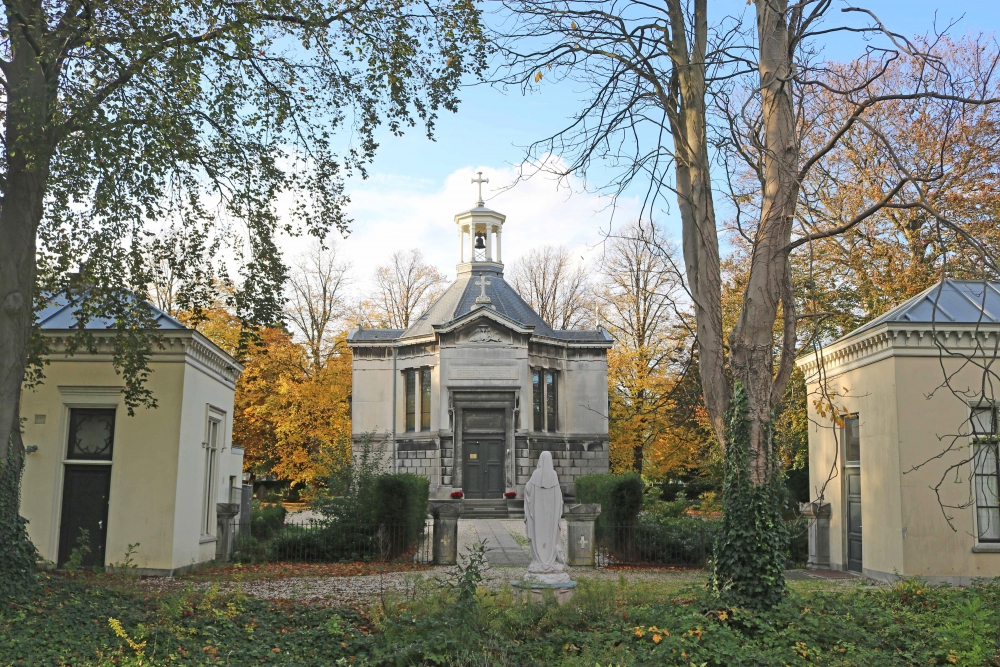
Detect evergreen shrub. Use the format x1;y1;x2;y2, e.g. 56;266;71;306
374;473;430;557
575;472;644;557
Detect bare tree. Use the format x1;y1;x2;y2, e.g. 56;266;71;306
498;0;1000;604
508;245;593;329
598;221;690;473
364;249;447;329
286;241;353;369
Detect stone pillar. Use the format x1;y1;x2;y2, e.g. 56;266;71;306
496;228;502;263
485;224;493;261
215;503;240;561
459;227;465;263
799;501;831;570
431;502;462;565
468;224;477;260
564;503;601;566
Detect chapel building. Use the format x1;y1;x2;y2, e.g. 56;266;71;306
347;184;611;504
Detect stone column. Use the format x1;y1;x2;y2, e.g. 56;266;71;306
215;503;240;561
431;502;462;565
564;503;601;566
495;228;502;263
468;224;477;260
799;501;831;570
459;227;465;263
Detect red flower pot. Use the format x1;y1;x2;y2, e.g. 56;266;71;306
504;491;517;499
450;491;464;499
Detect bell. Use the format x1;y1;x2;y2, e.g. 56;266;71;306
474;233;486;250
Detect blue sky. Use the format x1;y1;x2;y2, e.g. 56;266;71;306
285;1;1000;296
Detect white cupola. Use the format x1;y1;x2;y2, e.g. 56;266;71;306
455;171;505;274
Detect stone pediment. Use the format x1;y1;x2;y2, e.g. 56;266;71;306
433;306;535;339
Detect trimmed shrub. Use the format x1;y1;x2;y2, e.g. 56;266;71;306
249;501;287;540
374;473;430;557
575;473;644;530
576;473;644;558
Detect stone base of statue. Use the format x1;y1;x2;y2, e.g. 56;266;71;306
510;578;577;604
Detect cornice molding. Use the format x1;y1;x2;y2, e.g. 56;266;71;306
40;329;243;389
796;322;1000;379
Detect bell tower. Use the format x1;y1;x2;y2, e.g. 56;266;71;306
455;171;505;274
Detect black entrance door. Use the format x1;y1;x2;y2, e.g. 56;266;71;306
846;467;862;573
58;466;112;568
462;409;505;499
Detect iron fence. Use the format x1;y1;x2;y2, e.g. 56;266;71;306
595;517;810;568
231;518;433;564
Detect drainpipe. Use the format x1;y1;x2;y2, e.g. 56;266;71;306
391;343;398;474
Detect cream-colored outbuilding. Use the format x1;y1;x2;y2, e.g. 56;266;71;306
19;296;245;575
798;280;1000;583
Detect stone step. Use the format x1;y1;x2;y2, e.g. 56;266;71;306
461;499;510;518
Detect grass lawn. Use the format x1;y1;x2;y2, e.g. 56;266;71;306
1;569;998;666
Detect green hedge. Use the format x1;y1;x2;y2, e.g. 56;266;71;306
374;473;430;557
575;473;644;530
248;501;287;540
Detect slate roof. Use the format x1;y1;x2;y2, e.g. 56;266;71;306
348;267;610;344
36;293;187;330
349;329;406;342
844;279;1000;341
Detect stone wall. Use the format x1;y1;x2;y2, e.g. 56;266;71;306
395;437;440;488
516;435;610;498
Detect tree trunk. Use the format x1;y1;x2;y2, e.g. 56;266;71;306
664;0;730;445
0;5;57;592
727;0;799;483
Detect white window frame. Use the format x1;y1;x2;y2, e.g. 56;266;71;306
970;405;1000;548
201;406;226;538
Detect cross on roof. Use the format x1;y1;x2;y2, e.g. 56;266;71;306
474;274;492;306
471;171;489;206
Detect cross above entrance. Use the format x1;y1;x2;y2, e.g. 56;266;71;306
472;171;489;206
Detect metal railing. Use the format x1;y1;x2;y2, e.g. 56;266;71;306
595;517;810;568
231;518;433;564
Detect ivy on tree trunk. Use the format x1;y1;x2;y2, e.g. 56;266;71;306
711;384;789;609
0;435;38;601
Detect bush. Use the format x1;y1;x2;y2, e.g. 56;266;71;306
575;472;644;529
374;473;430;557
248;500;286;540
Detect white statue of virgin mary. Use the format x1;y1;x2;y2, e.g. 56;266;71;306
523;451;571;584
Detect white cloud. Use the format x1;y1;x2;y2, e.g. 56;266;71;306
277;161;643;297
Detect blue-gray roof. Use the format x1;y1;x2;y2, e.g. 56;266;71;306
36;293;187;330
348;328;405;342
348;267;608;344
847;279;1000;340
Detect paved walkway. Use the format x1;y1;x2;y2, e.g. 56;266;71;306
459;519;531;566
457;518;574;568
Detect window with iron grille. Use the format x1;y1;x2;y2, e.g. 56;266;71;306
420;367;432;431
972;407;1000;543
405;369;416;432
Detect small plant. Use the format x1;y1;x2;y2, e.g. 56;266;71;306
450;491;464;499
440;540;488;604
504;491;517;499
110;542;141;576
65;528;91;571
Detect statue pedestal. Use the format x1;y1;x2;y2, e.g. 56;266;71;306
510;580;577;604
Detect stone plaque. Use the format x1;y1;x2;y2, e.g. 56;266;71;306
463;410;504;431
450;367;518;380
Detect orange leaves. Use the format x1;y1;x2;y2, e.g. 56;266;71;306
194;309;353;486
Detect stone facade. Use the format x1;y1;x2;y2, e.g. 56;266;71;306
348;199;611;499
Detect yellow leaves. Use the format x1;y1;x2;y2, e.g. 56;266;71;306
571;21;578;30
652;634;663;644
534;71;543;83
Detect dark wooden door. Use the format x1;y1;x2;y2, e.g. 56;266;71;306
58;466;112;568
846;466;862;573
462;409;505;499
464;439;504;499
